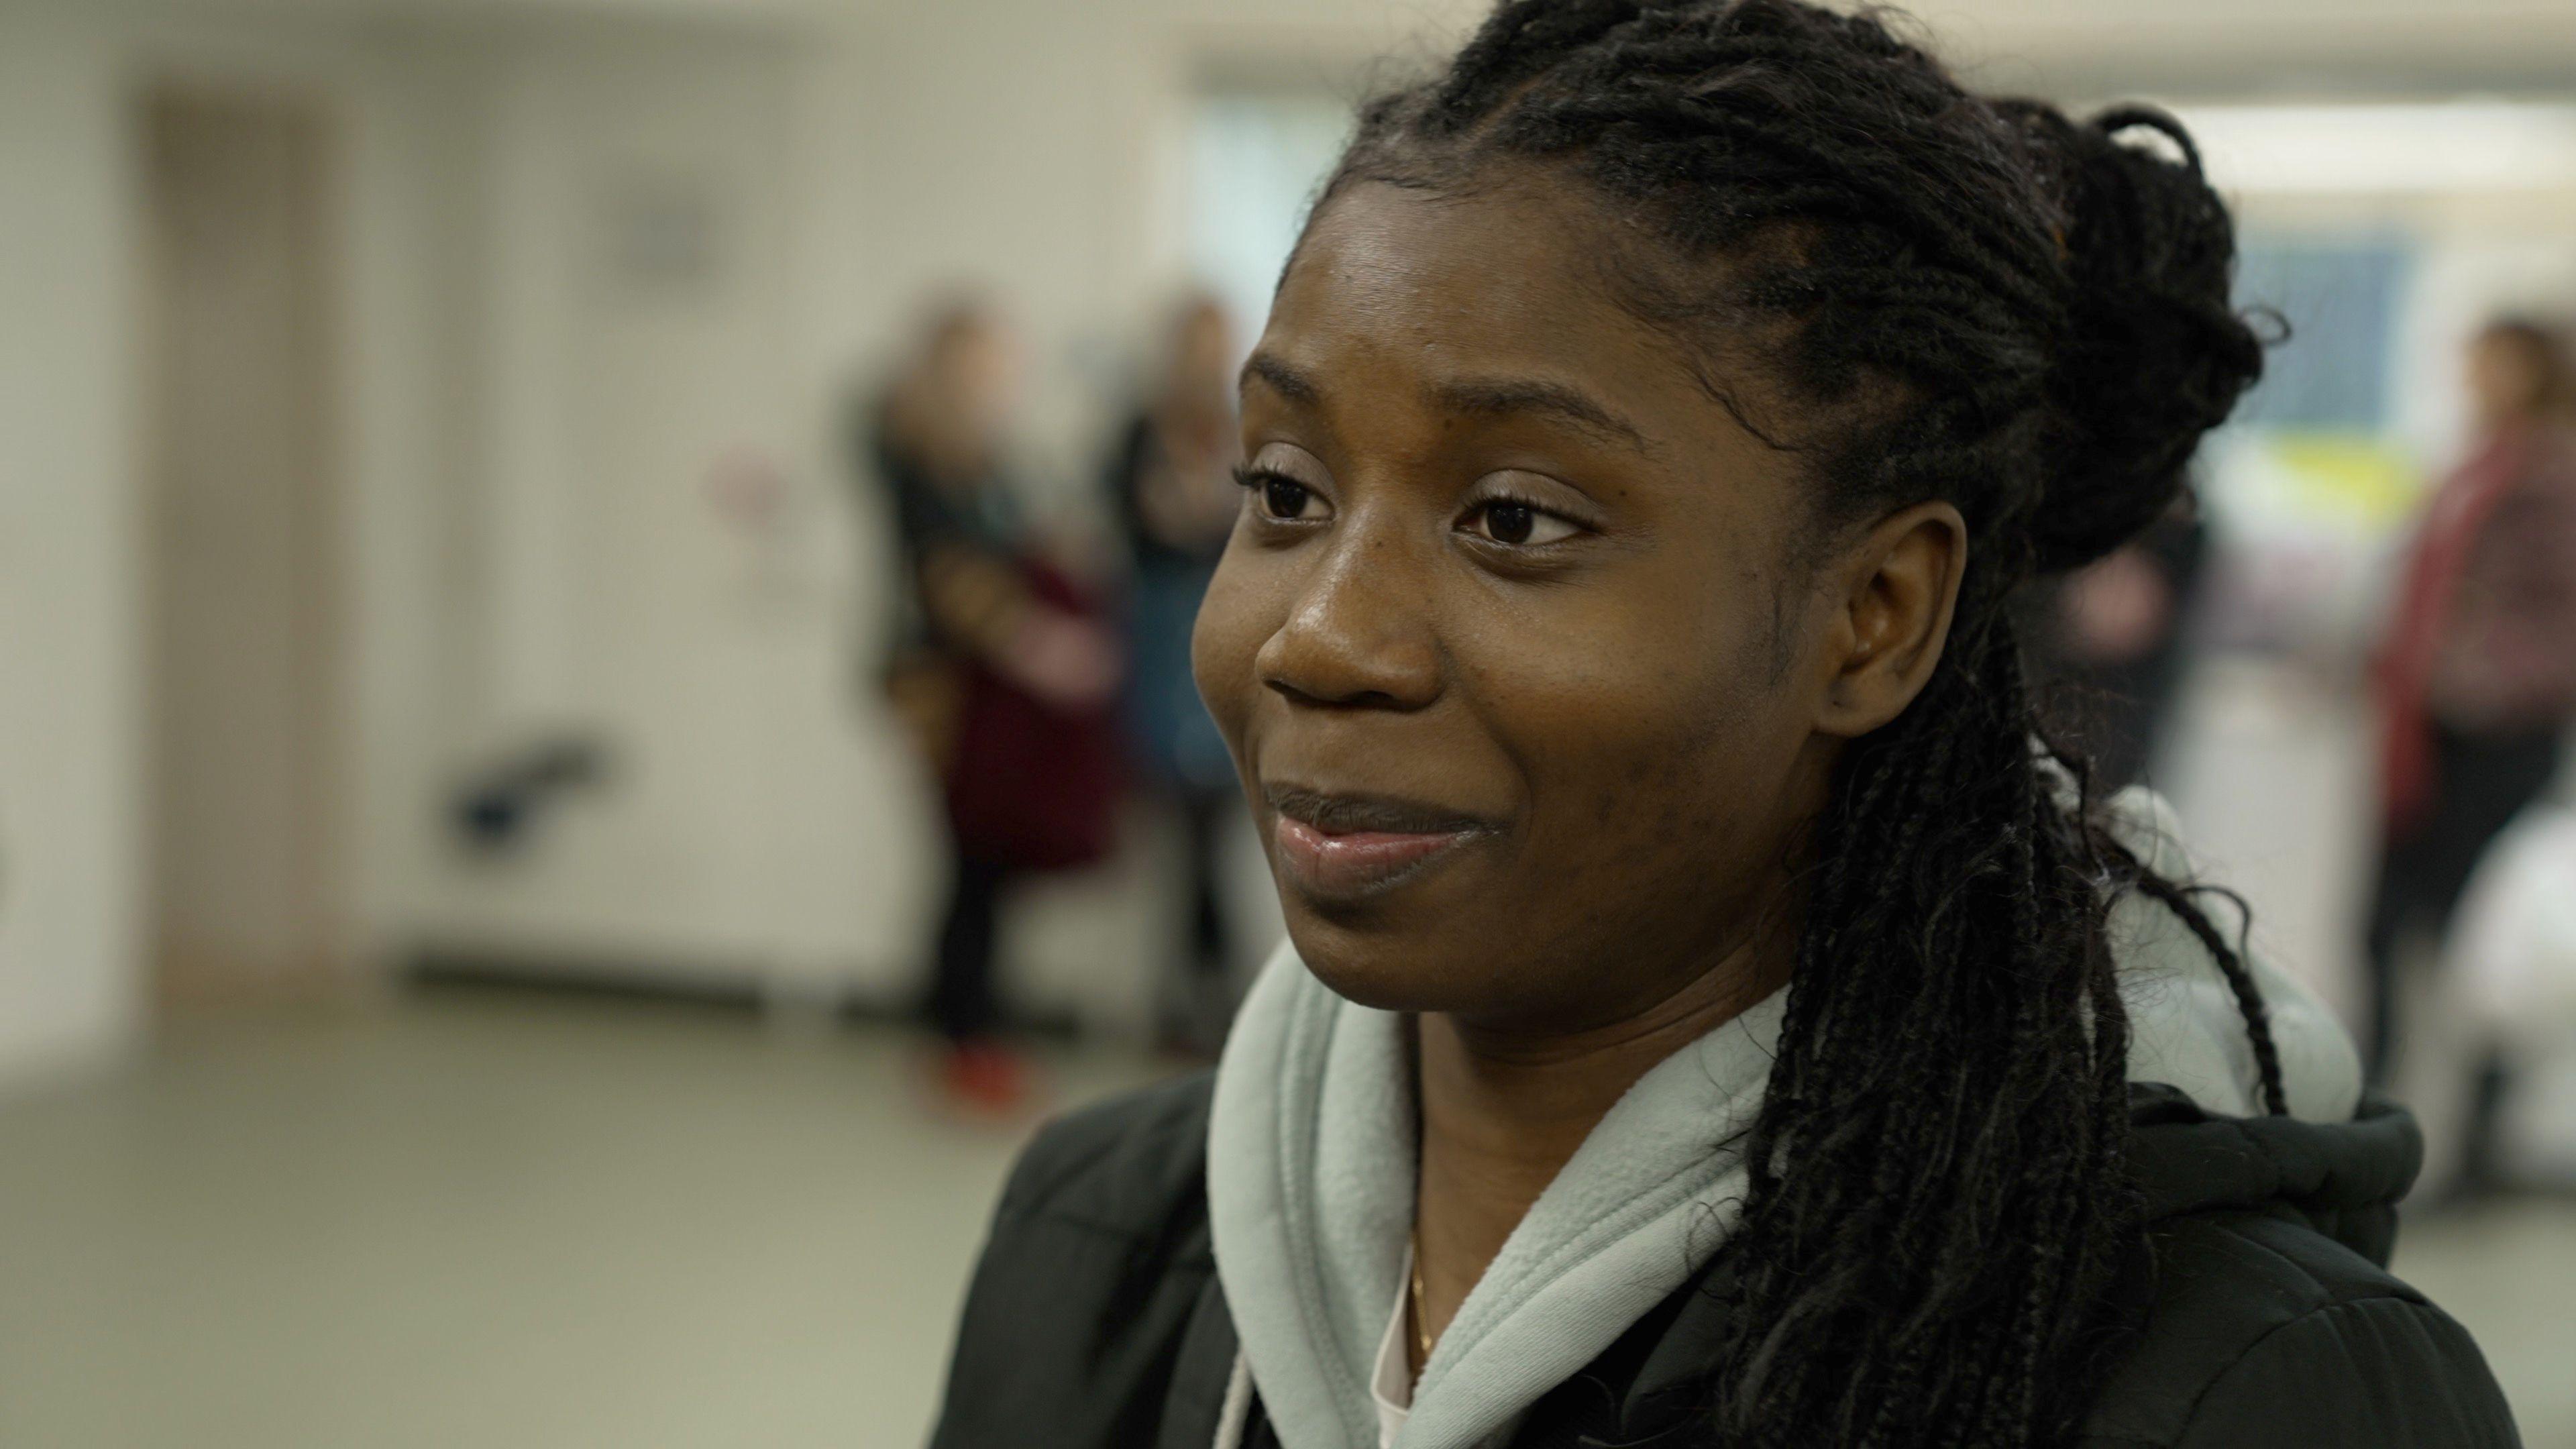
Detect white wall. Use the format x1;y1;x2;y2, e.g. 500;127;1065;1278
0;2;519;1086
400;22;947;991
0;8;144;1089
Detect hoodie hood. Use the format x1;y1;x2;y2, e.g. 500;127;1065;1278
2127;1083;2416;1256
2108;790;2362;1125
1207;788;2367;1449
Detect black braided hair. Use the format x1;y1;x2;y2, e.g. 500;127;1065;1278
1297;3;2279;1444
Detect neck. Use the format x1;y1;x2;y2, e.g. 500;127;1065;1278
1406;932;1790;1368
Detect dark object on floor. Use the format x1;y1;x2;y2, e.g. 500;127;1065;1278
452;737;610;853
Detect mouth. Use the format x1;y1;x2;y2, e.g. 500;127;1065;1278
1263;784;1499;904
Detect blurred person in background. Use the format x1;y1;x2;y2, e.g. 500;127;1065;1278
1106;293;1246;1056
866;301;1124;1115
2367;317;2576;1112
2024;501;2211;792
929;3;2513;1446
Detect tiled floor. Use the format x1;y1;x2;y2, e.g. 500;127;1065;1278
0;991;2567;1448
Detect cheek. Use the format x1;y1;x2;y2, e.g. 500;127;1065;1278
1190;546;1270;748
1489;576;1805;860
1421;587;1807;1014
1572;652;1771;829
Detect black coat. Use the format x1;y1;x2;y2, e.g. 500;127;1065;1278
928;1075;2519;1449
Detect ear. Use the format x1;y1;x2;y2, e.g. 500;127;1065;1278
1811;501;1966;739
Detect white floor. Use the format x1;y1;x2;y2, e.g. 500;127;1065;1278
0;993;1164;1449
0;990;2569;1448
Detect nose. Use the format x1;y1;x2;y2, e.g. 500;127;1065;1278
1254;524;1443;712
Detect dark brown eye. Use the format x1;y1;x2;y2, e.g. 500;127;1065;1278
1263;476;1313;520
1464;498;1576;546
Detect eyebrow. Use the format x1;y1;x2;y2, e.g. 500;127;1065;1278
1431;376;1653;453
1240;351;1321;407
1241;350;1653;455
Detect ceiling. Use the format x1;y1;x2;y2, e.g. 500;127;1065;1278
121;0;2576;100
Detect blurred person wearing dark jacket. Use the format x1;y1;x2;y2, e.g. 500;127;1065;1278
1106;294;1244;1055
866;303;1124;1115
2367;318;2576;1110
2025;502;2210;793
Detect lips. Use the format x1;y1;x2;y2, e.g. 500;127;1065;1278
1263;785;1498;903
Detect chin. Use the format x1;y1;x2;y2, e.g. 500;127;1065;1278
1277;908;1493;1016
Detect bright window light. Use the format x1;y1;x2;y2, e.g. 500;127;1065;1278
2169;101;2576;195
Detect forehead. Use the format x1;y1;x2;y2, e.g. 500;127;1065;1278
1265;178;1720;435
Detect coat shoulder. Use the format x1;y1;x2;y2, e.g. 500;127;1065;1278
927;1071;1226;1449
995;1068;1218;1239
2080;1207;2518;1448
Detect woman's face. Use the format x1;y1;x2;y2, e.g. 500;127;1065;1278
2467;328;2552;432
1192;176;1862;1034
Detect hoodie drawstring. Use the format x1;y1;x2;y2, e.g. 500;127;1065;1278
1214;1352;1252;1449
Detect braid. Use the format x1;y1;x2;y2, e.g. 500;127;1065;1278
2131;874;2292;1117
1298;2;2273;1444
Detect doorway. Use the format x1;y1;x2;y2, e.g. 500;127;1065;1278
140;85;346;1006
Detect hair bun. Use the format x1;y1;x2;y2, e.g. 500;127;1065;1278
2026;105;2265;572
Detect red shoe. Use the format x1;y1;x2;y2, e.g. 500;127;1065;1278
942;1039;1033;1118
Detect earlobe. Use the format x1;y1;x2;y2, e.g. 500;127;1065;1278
1815;502;1966;738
